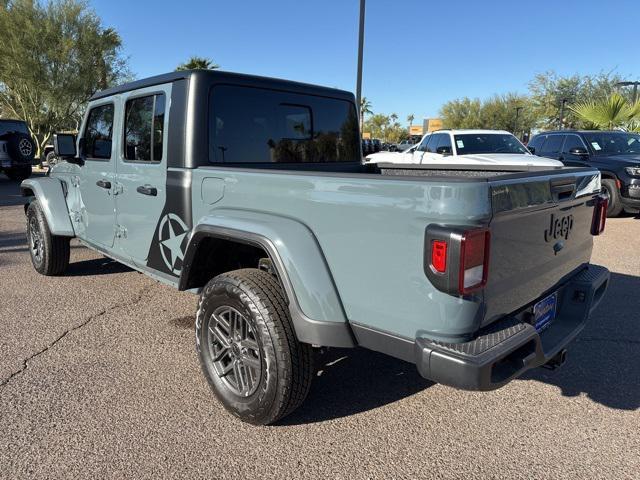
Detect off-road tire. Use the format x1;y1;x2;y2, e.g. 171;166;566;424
26;201;70;275
7;132;36;164
195;268;314;425
5;165;31;181
45;150;58;167
601;179;623;217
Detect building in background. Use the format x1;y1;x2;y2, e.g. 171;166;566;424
423;118;443;132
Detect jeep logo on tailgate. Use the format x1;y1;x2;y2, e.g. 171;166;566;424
545;213;574;242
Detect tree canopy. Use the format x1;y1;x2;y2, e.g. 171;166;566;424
0;0;130;155
176;56;219;71
440;71;629;134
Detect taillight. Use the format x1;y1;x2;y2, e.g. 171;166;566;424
459;229;490;294
591;194;608;235
425;225;491;296
431;240;447;273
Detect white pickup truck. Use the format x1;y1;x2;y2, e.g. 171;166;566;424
365;129;564;168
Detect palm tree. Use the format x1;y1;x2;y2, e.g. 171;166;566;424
360;97;372;132
407;113;415;127
390;113;398;124
176;56;220;71
571;93;640;129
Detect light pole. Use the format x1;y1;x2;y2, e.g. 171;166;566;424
513;106;523;138
355;0;366;113
615;80;640;103
559;98;568;130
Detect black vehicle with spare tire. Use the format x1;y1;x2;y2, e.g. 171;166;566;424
0;119;35;181
528;130;640;216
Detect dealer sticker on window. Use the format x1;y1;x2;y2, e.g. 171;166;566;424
591;142;601;151
456;140;464;148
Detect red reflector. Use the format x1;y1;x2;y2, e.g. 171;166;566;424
459;229;490;294
431;240;447;273
591;195;608;235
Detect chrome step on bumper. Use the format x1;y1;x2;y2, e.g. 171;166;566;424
414;265;610;390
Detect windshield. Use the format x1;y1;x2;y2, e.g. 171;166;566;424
453;133;529;155
583;132;640;156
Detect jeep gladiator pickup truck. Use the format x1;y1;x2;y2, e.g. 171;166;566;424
21;71;610;425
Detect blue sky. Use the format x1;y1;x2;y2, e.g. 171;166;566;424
92;0;640;124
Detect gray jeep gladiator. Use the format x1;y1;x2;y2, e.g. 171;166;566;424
21;70;610;425
0;119;35;180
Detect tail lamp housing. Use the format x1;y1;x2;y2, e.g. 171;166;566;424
591;194;608;236
425;225;491;296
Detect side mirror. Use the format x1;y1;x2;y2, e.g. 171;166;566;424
53;133;83;166
569;147;589;156
528;146;536;154
436;146;452;156
53;133;77;158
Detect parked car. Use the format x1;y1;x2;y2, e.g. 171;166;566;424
372;138;381;152
0;119;35;180
365;129;563;169
529;130;640;216
362;138;373;156
22;70;609;425
393;138;415;152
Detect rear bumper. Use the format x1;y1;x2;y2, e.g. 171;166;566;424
414;264;610;390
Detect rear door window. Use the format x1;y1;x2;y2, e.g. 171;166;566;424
209;85;360;164
539;135;564;157
123;93;166;162
84;104;114;160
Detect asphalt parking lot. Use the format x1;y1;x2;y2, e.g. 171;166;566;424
1;173;639;479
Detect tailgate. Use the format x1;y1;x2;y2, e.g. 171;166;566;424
483;168;601;326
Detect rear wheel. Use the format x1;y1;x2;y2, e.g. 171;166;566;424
195;268;314;425
601;179;623;217
45;150;58;168
26;201;70;275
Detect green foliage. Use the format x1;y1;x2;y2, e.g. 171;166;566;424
359;96;372;131
570;93;640;130
528;71;623;129
363;113;408;143
440;71;628;134
0;0;130;156
175;56;219;71
441;93;535;135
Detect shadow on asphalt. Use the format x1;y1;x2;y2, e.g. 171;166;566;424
277;348;433;425
281;271;640;424
522;272;640;411
65;257;133;276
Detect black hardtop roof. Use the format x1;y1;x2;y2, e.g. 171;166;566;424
0;118;27;123
90;69;355;102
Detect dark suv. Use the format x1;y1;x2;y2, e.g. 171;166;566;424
529;130;640;216
0;119;35;180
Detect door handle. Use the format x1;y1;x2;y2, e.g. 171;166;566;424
137;185;157;196
96;179;111;189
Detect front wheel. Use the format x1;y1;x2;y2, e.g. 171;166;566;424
26;201;70;275
601;179;623;217
195;268;314;425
